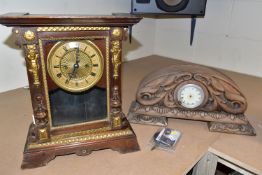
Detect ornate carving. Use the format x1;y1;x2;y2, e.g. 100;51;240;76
136;64;247;114
113;116;122;128
130;101;248;124
34;94;47;124
111;40;121;80
130;114;167;126
26;44;40;86
27;123;50;144
208;122;256;136
112;28;121;37
28;128;133;149
128;105;167;126
37;26;110;32
31;94;49;142
111;86;121;108
54;126;111;140
38;128;49;141
128;64;255;135
24;30;35;41
110;28;123;128
111;86;122;128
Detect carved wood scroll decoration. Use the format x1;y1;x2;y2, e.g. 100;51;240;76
128;64;256;136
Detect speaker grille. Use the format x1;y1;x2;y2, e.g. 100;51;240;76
156;0;189;12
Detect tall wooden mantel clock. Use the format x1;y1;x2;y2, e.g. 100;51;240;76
0;13;142;169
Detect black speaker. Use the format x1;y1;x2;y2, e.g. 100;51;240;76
131;0;207;16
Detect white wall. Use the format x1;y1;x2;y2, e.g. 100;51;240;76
0;0;155;92
1;0;262;92
154;0;262;77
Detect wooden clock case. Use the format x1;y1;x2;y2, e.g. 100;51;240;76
128;64;256;136
0;13;142;169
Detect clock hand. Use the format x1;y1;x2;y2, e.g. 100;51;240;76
68;46;81;81
75;46;80;65
68;62;79;80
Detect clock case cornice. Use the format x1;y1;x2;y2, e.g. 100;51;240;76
0;13;142;27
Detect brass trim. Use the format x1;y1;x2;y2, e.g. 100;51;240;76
113;116;121;128
28;128;133;149
106;37;110;118
27;44;40;86
38;35;110;130
112;28;121;37
39;41;52;127
24;30;35;41
53;126;111;140
37;26;110;32
38;128;48;141
111;40;121;80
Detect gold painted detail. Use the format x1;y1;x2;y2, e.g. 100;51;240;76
38;128;48;141
111;40;121;80
113;116;121;128
24;30;35;41
106;37;111;120
37;26;110;32
27;44;40;86
112;28;121;37
53;126;111;140
124;28;129;38
28;128;133;149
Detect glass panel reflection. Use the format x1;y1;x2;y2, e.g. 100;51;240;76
49;86;107;127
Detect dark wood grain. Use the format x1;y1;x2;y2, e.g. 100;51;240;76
0;13;142;27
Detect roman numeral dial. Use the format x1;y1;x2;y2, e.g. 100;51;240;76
47;40;104;92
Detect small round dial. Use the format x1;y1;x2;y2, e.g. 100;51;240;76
176;84;205;109
47;41;104;92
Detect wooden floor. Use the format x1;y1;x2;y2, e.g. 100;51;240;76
0;55;261;175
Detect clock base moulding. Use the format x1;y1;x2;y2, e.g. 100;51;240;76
128;102;256;136
22;121;139;169
127;64;256;136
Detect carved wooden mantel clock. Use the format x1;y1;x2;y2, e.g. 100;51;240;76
128;64;256;136
0;13;142;169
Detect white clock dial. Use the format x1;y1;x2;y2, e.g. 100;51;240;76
176;84;205;109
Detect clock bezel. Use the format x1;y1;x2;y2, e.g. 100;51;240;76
174;81;208;109
47;40;104;93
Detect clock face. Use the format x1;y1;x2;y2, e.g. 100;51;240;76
176;84;205;109
47;40;104;92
